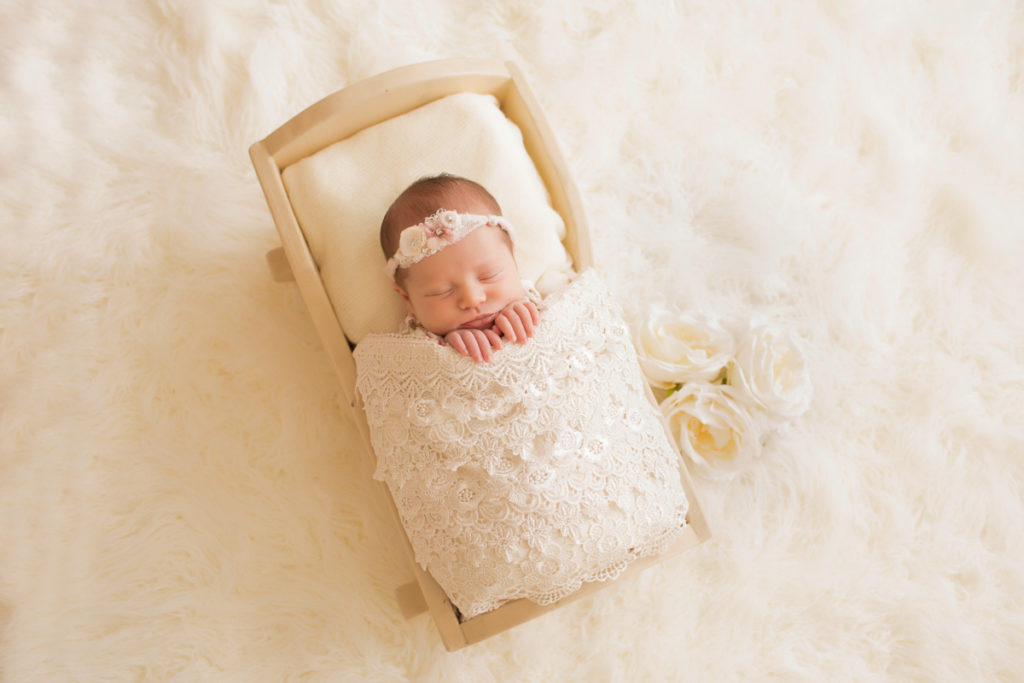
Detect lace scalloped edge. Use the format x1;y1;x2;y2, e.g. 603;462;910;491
455;518;688;619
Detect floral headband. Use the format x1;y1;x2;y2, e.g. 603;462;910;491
384;209;516;280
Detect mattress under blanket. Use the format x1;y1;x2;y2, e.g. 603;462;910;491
354;270;689;618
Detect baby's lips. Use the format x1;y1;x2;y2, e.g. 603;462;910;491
462;312;498;330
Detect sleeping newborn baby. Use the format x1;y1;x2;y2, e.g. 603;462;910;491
355;174;689;619
380;174;540;362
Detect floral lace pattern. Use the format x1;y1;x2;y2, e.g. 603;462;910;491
354;270;689;618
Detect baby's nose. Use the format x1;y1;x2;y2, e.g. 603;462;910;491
459;282;486;308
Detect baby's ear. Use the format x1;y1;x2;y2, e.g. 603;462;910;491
393;281;416;316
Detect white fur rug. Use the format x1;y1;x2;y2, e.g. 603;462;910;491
3;1;1023;680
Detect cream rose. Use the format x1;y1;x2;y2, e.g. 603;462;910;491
729;324;812;422
635;308;736;389
661;383;764;479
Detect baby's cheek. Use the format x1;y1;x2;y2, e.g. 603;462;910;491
505;282;527;307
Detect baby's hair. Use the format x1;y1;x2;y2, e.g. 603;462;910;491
380;174;503;262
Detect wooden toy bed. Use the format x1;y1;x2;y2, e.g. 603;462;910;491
249;58;710;651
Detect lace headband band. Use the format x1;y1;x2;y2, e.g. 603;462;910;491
384;209;516;280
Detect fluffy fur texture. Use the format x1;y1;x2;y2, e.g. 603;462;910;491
2;1;1023;679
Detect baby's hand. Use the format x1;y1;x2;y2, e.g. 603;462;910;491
444;328;504;363
493;299;540;344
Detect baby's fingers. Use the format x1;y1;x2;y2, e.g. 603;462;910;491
495;312;520;342
513;302;538;338
523;300;540;326
484;328;503;351
473;330;496;362
446;332;469;357
462;331;487;362
505;307;530;342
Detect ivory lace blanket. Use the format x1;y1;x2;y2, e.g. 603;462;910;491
354;271;689;618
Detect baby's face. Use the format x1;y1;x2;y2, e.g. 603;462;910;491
395;224;525;336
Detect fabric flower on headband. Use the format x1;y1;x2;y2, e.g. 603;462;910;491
385;209;516;280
